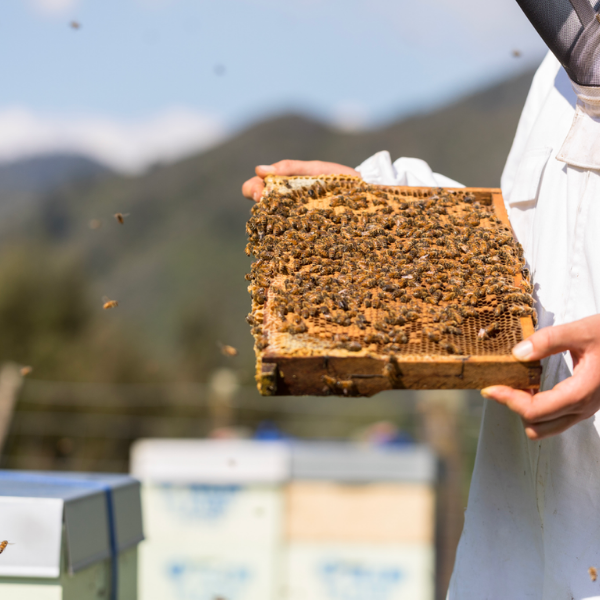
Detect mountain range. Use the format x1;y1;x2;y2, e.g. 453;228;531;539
0;67;536;381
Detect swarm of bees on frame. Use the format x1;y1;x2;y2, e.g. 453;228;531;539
245;176;536;363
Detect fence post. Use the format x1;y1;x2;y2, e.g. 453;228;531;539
0;363;24;456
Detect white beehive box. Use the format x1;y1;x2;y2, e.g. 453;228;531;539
283;542;434;600
140;539;278;600
140;483;283;544
0;471;144;600
131;440;290;600
285;444;437;600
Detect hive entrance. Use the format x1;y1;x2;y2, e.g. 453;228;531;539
245;176;539;395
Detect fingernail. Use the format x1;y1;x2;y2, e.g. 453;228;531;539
481;387;495;399
513;340;534;361
253;191;260;201
257;165;275;173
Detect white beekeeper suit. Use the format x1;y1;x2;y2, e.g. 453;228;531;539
357;51;600;599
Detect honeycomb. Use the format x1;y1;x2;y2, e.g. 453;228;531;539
245;176;536;390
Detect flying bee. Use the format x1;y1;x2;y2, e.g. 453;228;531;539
114;212;130;224
0;541;14;554
20;366;33;377
102;296;118;310
219;344;238;357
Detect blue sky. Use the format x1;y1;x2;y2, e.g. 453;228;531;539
0;0;546;171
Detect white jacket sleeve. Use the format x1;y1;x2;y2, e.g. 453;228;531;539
501;52;560;200
355;150;464;188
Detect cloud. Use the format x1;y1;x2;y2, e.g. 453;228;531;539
31;0;80;15
330;102;369;133
0;107;227;173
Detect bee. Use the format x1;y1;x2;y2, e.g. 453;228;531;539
102;296;119;310
256;336;269;350
20;366;33;377
322;375;356;395
505;293;534;307
383;359;401;383
338;380;357;395
0;541;14;554
423;328;441;343
494;303;506;317
391;332;409;344
440;342;460;354
219;344;238;357
443;325;462;336
114;213;130;224
589;567;598;582
70;21;81;29
478;322;499;340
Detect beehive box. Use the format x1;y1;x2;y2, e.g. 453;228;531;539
283;443;436;600
246;176;542;395
140;540;279;600
0;471;143;600
130;440;289;600
286;443;436;545
283;543;434;600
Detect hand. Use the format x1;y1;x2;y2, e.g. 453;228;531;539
241;160;360;201
482;314;600;439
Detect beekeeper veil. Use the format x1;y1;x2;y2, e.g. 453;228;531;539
517;0;600;169
516;0;600;86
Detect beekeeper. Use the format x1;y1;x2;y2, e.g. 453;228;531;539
243;0;600;596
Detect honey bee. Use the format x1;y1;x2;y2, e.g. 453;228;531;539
509;304;527;316
70;21;81;29
102;297;119;310
20;366;33;377
338;380;357;395
0;541;14;554
589;567;598;582
478;322;499;340
440;342;459;354
256;336;269;350
423;328;441;343
114;213;129;224
219;344;238;357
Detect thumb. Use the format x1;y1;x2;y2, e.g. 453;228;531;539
512;321;581;362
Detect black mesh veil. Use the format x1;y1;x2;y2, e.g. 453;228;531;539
517;0;600;86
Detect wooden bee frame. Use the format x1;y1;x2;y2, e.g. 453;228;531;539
248;177;541;396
